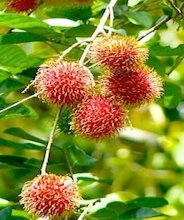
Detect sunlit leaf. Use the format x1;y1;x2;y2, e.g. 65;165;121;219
0;13;48;29
0;45;30;74
0;138;44;150
4;127;46;144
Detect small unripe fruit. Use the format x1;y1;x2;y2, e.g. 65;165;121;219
71;95;127;140
100;65;163;107
34;60;94;106
7;0;37;12
20;174;81;219
89;35;148;71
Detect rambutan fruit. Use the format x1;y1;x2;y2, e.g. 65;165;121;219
34;60;94;107
20;174;81;219
7;0;37;12
100;65;163;108
88;35;148;71
71;95;127;140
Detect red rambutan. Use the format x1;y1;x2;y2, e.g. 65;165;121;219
34;60;94;107
20;174;81;219
100;65;163;107
7;0;37;12
88;35;148;71
71;95;127;139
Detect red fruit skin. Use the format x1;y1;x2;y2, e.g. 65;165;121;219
72;95;127;140
100;65;163;107
89;35;148;71
20;174;81;219
34;60;94;107
8;0;37;12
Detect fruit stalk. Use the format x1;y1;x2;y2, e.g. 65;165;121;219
40;108;62;175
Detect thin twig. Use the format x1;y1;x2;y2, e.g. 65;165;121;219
167;0;182;14
40;108;62;175
138;15;171;41
77;200;99;220
58;39;91;61
108;4;115;35
63;149;75;181
167;55;184;75
79;0;118;65
0;92;40;114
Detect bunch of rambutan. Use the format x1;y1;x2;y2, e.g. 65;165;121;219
72;35;163;140
31;35;163;141
19;35;163;219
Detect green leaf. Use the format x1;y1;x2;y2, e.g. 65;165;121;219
128;0;145;7
0;78;24;94
58;107;73;134
89;207;118;220
65;25;96;37
0;70;10;83
161;82;182;109
146;56;165;76
160;3;173;17
11;209;29;220
66;145;96;167
46;6;92;22
23;158;42;168
75;173;113;185
107;201;128;214
9;217;29;220
125;11;153;28
0;13;48;29
127;197;168;208
0;98;38;119
0;45;30;74
0;207;12;220
0;138;44;150
119;207;164;219
149;43;184;56
0;32;47;44
4;127;46;145
0;155;35;169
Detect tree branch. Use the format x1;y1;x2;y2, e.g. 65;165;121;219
0;92;40;114
40;108;61;175
138;15;171;41
79;0;118;65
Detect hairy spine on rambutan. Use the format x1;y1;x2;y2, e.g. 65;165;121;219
99;65;163;108
20;174;81;219
34;60;95;107
7;0;37;12
88;35;148;71
71;95;127;140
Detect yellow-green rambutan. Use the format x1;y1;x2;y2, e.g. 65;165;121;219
88;35;148;71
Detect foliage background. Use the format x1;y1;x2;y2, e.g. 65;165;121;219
0;0;184;219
